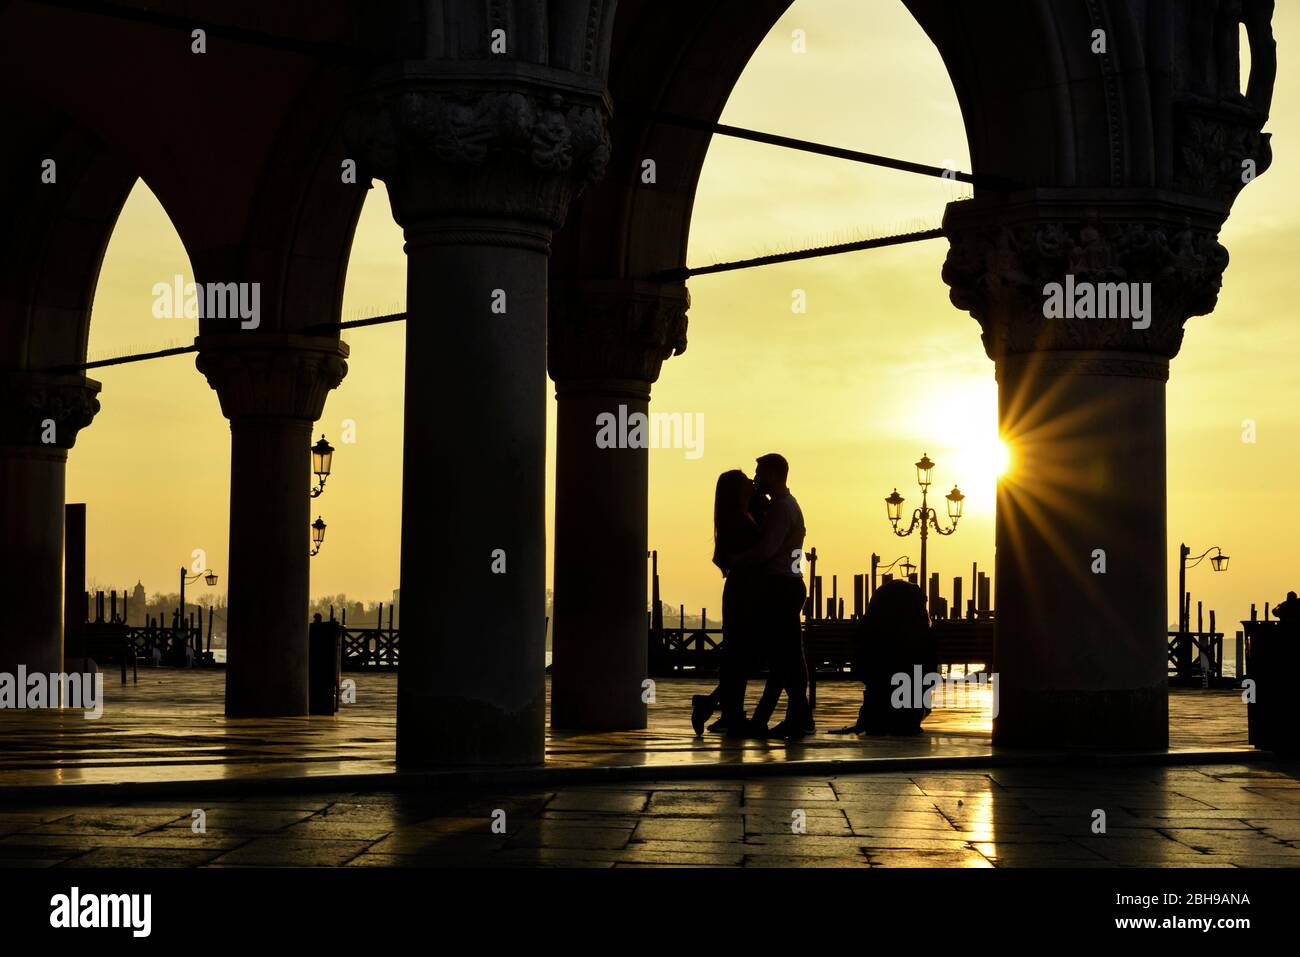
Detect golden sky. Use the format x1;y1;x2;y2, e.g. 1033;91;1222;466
73;0;1300;631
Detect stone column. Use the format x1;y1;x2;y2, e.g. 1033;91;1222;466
0;371;99;678
942;191;1231;749
350;79;610;766
548;280;688;730
196;334;347;717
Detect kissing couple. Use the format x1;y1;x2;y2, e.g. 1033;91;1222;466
692;453;815;740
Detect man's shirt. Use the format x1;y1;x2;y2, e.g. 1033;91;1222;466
735;488;805;578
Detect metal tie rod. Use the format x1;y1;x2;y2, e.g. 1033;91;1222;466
44;314;406;373
633;109;1020;191
648;227;946;283
42;228;947;372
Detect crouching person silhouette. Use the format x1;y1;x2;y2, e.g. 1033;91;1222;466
828;579;938;735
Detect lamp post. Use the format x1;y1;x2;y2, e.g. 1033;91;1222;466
310;435;334;498
870;553;916;592
310;516;327;557
885;452;964;610
1177;543;1229;673
179;566;218;655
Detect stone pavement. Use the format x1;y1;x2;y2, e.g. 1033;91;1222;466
0;671;1255;793
0;670;1290;867
2;762;1300;867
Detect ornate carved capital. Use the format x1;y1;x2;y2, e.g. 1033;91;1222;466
942;192;1231;362
1173;96;1272;206
195;335;348;421
347;79;611;229
0;371;100;449
549;280;689;386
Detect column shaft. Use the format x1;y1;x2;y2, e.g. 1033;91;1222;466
396;221;549;766
992;352;1169;748
197;335;347;718
223;416;313;716
546;280;687;731
0;446;67;676
551;382;649;730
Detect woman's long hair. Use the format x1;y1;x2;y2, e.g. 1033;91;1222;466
712;469;750;575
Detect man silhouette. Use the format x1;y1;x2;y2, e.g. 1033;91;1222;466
731;453;813;738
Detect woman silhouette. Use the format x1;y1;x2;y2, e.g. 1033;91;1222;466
691;469;762;734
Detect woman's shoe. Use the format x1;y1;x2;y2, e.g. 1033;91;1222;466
707;718;728;733
691;695;715;736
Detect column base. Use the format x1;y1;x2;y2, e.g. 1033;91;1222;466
993;684;1169;749
397;691;545;768
551;701;647;734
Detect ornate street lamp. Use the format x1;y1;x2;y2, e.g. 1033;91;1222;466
310;516;327;557
1181;544;1229;587
945;485;965;521
915;453;935;489
877;554;916;581
886;489;905;525
311;435;334;498
1178;543;1229;622
179;566;218;656
1175;543;1229;676
885;452;964;610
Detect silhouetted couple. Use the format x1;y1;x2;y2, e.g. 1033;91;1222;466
693;453;815;740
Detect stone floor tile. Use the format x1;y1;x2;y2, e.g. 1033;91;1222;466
505;822;634;851
57;847;226;868
546;791;650;814
867;849;992;867
744;854;869;867
632;817;743;843
208;838;375;866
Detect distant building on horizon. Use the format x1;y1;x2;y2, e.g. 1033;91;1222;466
128;580;146;626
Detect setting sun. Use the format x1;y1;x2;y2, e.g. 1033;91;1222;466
903;379;1009;497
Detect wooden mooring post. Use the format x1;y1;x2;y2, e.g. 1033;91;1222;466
797;554;994;626
650;550;663;633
